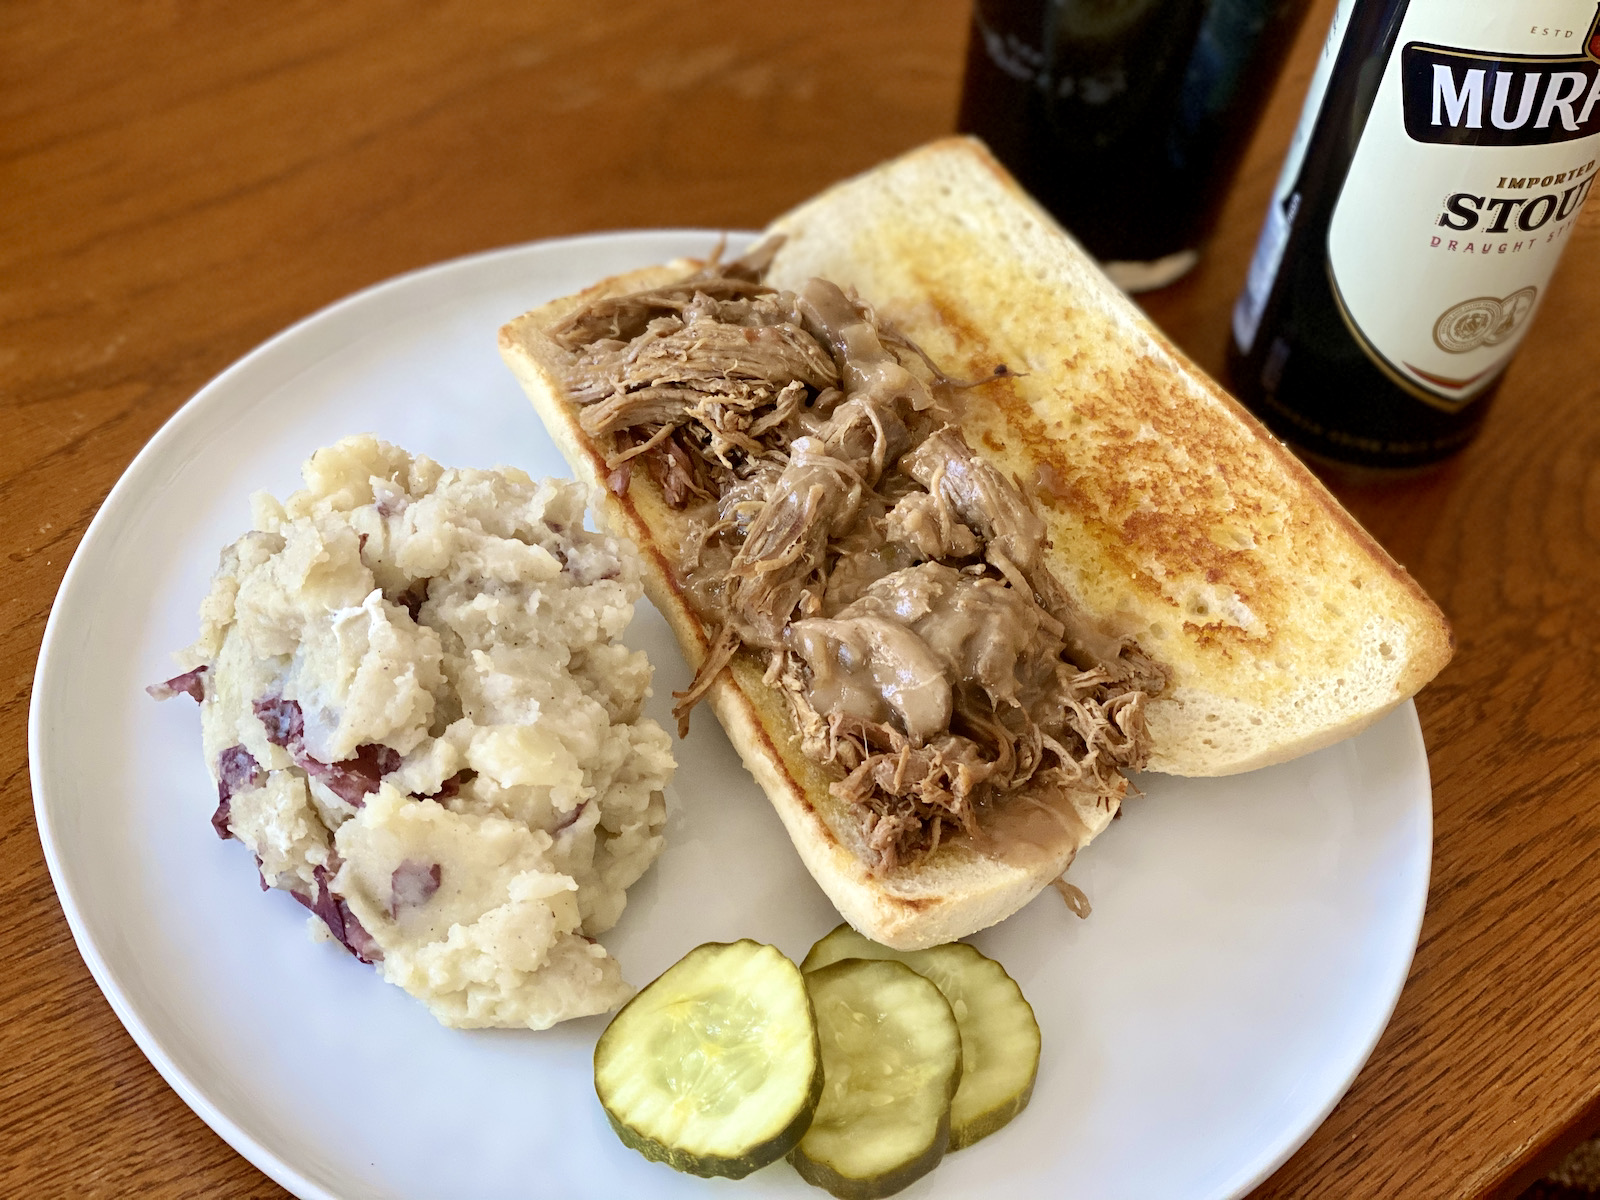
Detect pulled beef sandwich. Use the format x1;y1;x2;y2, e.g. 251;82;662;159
498;138;1453;949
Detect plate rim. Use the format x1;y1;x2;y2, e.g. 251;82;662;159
1213;706;1432;1196
29;231;1434;1200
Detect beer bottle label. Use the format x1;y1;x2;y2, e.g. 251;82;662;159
1326;0;1600;407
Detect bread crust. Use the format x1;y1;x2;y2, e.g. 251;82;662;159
498;139;1452;948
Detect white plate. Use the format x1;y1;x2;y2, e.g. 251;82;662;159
32;232;1432;1200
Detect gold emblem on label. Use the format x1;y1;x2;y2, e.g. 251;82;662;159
1432;286;1538;353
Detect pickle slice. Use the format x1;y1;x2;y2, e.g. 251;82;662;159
593;940;821;1179
789;957;962;1199
802;924;1041;1150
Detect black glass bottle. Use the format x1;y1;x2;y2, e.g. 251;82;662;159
957;0;1314;290
1226;0;1600;467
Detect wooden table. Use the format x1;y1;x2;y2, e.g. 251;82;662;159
5;2;1597;1196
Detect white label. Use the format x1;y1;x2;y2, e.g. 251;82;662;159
1326;0;1600;406
1234;0;1360;352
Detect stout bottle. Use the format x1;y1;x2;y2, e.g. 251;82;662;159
957;0;1313;291
1228;0;1600;467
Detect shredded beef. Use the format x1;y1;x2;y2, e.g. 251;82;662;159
905;428;1046;579
554;246;1166;871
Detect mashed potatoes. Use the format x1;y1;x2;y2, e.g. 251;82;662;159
165;436;675;1029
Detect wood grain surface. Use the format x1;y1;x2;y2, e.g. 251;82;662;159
4;1;1597;1197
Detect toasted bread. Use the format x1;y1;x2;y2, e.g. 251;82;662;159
498;137;1452;948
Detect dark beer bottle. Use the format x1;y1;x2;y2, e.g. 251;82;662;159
1228;0;1600;467
957;0;1313;291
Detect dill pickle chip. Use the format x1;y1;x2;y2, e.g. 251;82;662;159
789;957;962;1199
802;924;1040;1150
594;940;821;1179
